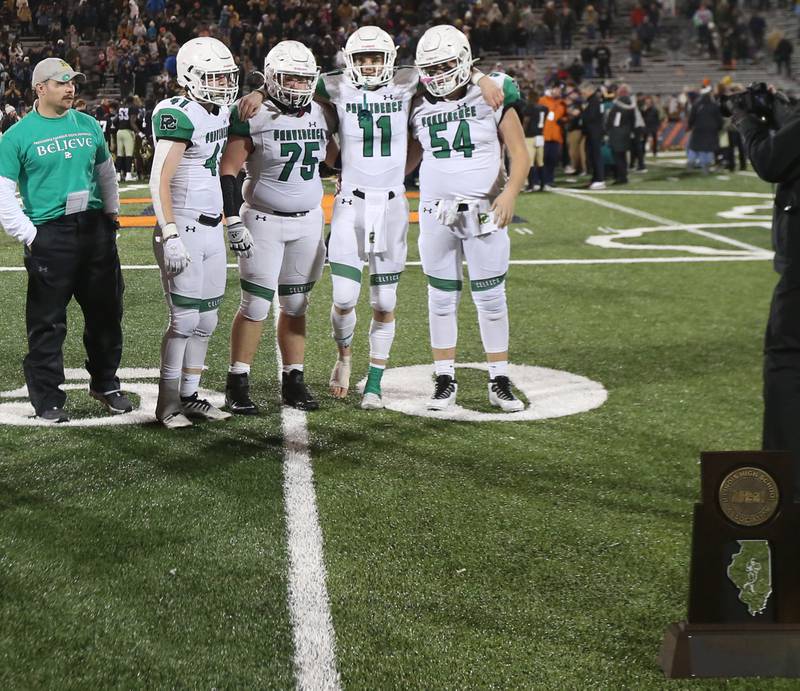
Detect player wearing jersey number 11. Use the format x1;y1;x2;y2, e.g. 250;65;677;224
150;37;238;429
408;25;531;412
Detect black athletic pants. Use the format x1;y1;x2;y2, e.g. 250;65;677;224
763;266;800;493
22;209;124;414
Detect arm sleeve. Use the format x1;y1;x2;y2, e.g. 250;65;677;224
221;174;243;218
94;157;119;214
0;175;36;244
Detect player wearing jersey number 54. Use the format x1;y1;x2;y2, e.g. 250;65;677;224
408;25;531;412
150;37;238;429
0;57;131;423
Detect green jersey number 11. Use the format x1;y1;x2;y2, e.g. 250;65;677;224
358;114;392;158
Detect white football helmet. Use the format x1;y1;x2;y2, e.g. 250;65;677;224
177;37;239;106
415;25;473;98
264;40;320;109
343;26;397;88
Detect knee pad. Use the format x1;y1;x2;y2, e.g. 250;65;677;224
194;309;219;338
279;292;309;317
472;284;507;320
168;307;200;338
240;291;271;322
332;274;361;311
428;285;461;317
369;283;398;314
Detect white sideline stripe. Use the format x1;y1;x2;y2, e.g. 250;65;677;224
0;255;773;274
553;188;769;254
276;336;342;691
564;189;773;198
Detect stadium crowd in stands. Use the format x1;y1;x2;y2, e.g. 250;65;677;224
0;0;789;183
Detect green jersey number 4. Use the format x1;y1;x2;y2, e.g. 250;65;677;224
428;121;475;159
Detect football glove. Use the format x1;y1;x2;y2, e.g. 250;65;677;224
226;216;254;258
161;223;191;275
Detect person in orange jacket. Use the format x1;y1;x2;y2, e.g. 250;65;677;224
538;85;567;189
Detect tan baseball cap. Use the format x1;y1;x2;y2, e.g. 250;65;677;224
31;58;85;88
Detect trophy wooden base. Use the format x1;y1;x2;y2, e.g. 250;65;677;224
660;621;800;677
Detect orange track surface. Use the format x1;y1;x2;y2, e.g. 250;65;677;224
119;192;421;227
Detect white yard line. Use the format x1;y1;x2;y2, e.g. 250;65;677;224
559;189;772;197
276;335;342;691
552;188;769;255
0;255;773;273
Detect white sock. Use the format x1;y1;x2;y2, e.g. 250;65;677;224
331;305;357;347
434;359;455;378
180;371;201;398
229;361;251;375
368;318;395;362
180;334;210;397
488;360;508;380
283;364;304;374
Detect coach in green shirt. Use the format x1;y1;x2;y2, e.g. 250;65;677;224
0;58;132;422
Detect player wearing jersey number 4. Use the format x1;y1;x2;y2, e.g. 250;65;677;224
408;25;531;412
237;26;503;411
220;41;338;413
150;37;238;429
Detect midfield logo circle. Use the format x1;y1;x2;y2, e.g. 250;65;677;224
358;363;607;422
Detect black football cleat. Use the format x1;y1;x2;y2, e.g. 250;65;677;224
282;369;319;411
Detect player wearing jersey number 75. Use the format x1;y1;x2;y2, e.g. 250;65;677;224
408;25;531;412
0;57;131;423
221;41;339;414
150;37;239;429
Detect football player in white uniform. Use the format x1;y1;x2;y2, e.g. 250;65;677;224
150;37;238;428
220;41;338;413
408;25;530;412
237;26;502;411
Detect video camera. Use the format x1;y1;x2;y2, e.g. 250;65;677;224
721;82;796;127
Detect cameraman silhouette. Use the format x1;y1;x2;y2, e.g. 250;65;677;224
732;84;800;489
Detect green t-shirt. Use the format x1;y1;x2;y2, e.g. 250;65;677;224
0;108;110;224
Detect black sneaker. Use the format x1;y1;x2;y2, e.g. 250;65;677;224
282;370;319;411
488;376;525;412
36;406;69;423
90;389;133;414
428;374;457;411
225;372;259;415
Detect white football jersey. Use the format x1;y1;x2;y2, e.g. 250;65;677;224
319;67;418;189
410;73;521;201
152;97;229;215
229;99;330;213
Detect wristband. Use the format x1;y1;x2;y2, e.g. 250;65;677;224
471;70;485;86
226;215;242;226
162;222;179;240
